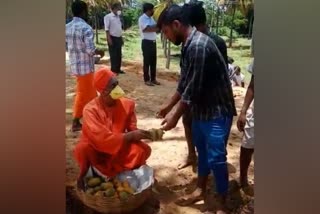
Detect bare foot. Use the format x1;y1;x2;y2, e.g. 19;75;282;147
242;184;254;197
178;155;197;170
175;188;205;206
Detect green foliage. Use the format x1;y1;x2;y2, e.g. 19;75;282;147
122;7;142;29
223;9;247;34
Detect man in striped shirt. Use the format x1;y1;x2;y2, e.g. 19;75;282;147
66;0;104;132
157;5;236;213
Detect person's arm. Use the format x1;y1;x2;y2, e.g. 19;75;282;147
104;15;112;46
161;45;206;130
83;28;96;56
240;75;254;114
143;25;159;32
127;102;138;131
139;16;159;33
83;107;151;154
156;72;184;118
237;75;254;131
82;107;125;155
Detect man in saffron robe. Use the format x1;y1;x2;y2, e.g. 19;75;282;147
74;67;152;188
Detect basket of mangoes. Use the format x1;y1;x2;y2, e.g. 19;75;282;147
76;176;152;213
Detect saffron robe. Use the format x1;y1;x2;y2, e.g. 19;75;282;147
74;97;151;178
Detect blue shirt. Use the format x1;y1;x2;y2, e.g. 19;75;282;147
138;14;157;41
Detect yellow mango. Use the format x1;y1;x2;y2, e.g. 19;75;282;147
100;182;114;190
119;191;129;201
123;186;135;195
104;188;116;197
117;186;125;192
122;181;130;188
87;177;102;187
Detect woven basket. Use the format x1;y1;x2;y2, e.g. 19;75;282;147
76;186;152;213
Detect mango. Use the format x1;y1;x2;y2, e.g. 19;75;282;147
87;177;102;187
148;128;164;141
85;188;95;195
122;181;130;189
94;186;101;192
100;182;114;190
123;186;135;195
113;178;121;188
94;191;104;197
104;187;116;197
119;191;129;201
117;186;125;192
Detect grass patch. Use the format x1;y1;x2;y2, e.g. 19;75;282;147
94;27;252;83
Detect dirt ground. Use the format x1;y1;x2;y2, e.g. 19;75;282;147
65;60;254;214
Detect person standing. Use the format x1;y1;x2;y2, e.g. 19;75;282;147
159;1;230;170
138;3;161;86
157;5;236;213
104;3;125;75
66;0;105;132
237;59;254;188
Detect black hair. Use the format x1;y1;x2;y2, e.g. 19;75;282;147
182;1;206;27
157;4;190;28
111;2;121;10
143;3;154;13
71;0;88;17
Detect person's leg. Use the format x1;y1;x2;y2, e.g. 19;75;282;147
117;37;125;74
114;37;122;74
176;120;209;206
74;142;92;190
240;109;254;187
108;39;117;74
205;115;233;213
142;40;153;85
150;41;160;85
178;110;197;169
72;73;97;132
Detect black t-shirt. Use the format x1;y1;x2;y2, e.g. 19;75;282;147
208;32;228;66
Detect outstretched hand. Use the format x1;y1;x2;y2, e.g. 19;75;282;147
156;106;171;119
130;129;153;141
161;115;179;131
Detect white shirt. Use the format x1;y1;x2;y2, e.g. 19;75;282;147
233;73;245;86
104;12;122;37
138;14;157;41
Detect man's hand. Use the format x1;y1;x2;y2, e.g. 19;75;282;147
107;36;113;46
237;112;247;132
156;105;172;119
95;49;105;58
161;114;179;131
128;129;152;142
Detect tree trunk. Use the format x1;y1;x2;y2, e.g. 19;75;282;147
216;6;220;34
94;7;99;44
163;38;167;57
228;4;236;48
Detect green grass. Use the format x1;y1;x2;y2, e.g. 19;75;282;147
95;27;253;83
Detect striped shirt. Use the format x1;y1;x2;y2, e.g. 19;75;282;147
177;28;237;120
66;17;96;76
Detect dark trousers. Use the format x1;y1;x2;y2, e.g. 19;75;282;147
108;36;122;73
141;39;157;82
